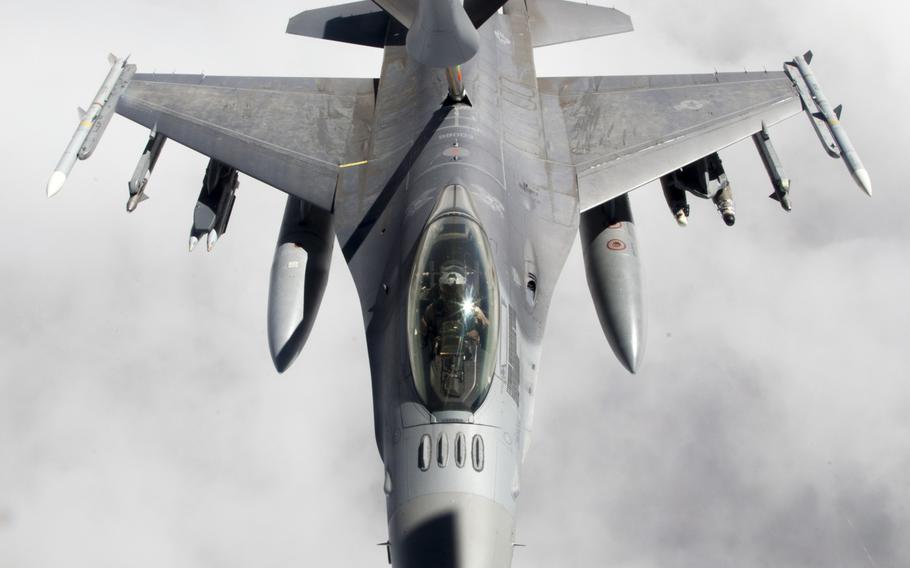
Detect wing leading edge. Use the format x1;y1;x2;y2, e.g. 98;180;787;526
115;74;377;211
538;72;803;211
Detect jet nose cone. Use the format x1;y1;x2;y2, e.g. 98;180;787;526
389;493;514;568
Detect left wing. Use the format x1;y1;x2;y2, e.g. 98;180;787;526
538;72;802;211
116;74;377;211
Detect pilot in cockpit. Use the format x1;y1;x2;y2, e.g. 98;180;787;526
420;264;490;357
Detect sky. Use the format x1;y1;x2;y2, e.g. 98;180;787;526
1;1;908;567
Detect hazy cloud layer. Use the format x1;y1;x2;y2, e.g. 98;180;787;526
1;1;908;567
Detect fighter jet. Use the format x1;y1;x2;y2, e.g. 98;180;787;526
46;0;870;566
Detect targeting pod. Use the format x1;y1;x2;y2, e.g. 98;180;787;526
126;127;167;212
752;123;792;211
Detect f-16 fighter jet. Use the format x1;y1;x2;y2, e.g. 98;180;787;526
46;0;871;565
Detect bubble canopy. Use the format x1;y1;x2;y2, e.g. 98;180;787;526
407;191;500;413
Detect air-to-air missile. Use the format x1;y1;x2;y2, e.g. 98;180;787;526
786;51;872;196
47;54;135;197
126;127;167;212
189;159;239;252
752;123;792;211
267;196;334;373
580;193;645;373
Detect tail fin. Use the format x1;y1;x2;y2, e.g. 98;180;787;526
286;1;391;48
286;0;629;55
527;0;633;48
287;0;508;53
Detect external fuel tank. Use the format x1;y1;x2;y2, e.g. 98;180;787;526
267;196;334;373
579;194;646;373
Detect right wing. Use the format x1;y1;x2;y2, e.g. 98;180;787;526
116;74;377;211
538;72;803;211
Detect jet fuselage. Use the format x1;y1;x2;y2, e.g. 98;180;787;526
332;5;578;566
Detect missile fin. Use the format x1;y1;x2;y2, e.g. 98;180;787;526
804;50;813;64
834;104;843;119
77;107;87;120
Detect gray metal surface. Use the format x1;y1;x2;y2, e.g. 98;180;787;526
115;75;376;211
526;0;632;48
268;197;334;373
388;492;514;568
286;1;391;48
407;0;480;67
538;72;803;211
580;194;645;373
372;0;418;27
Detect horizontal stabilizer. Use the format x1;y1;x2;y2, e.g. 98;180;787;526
527;0;633;48
287;1;390;48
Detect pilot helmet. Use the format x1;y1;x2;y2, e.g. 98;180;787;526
439;268;466;300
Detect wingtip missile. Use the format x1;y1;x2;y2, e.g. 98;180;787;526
47;54;135;199
46;171;67;198
854;168;872;196
791;52;872;198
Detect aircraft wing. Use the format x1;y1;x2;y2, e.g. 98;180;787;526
538;72;803;211
115;74;377;211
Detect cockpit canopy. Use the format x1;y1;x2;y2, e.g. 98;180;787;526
407;202;499;413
